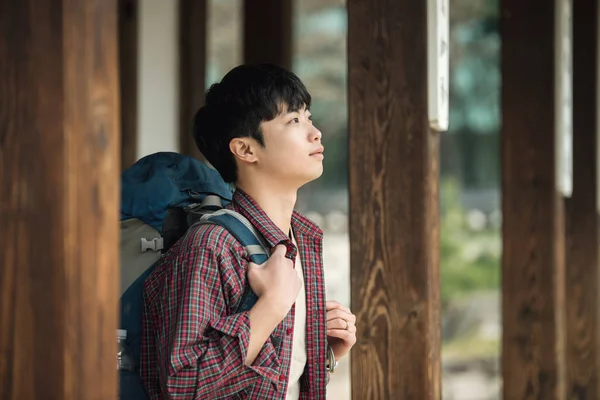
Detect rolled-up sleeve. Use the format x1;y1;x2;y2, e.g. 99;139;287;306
154;246;280;399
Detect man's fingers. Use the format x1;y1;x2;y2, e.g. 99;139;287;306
252;245;288;268
326;309;356;323
326;310;347;321
248;261;266;269
326;300;343;309
326;329;355;342
271;244;287;256
327;324;357;334
327;317;356;331
326;300;350;313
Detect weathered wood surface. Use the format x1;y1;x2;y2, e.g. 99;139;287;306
119;0;138;168
565;0;600;397
179;0;207;161
0;0;120;398
501;1;567;398
243;0;292;70
348;0;442;398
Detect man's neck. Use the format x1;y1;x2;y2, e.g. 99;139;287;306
236;181;297;236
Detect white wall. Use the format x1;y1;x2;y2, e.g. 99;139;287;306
137;0;180;160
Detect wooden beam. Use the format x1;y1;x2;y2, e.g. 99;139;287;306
501;1;567;398
179;0;207;160
243;0;292;70
348;1;441;398
119;0;139;168
0;1;120;399
565;0;600;397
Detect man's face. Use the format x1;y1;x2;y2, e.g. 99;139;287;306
254;104;324;187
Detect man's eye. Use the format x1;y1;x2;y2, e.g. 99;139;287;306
290;117;299;124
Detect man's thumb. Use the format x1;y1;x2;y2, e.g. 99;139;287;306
271;244;287;256
248;261;266;270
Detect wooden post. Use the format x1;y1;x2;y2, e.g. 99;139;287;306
119;0;139;169
348;1;441;398
179;0;207;160
243;0;292;70
0;1;120;399
501;1;567;398
565;0;600;397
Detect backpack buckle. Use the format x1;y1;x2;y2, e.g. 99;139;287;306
141;237;164;252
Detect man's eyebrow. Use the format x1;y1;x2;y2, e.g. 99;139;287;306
280;109;299;116
278;104;308;116
278;110;295;117
289;107;309;114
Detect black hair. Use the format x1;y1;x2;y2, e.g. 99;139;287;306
192;64;312;183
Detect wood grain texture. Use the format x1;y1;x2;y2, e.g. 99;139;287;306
179;0;207;161
0;0;120;398
348;0;441;398
565;0;600;397
243;0;292;70
119;0;138;169
501;1;567;398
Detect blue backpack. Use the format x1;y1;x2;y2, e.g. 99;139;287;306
118;152;269;399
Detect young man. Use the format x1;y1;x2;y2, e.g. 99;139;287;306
140;64;356;399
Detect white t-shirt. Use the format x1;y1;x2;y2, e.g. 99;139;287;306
285;231;307;400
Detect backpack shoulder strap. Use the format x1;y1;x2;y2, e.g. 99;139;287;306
196;209;270;313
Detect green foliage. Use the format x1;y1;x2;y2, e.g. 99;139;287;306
440;179;500;306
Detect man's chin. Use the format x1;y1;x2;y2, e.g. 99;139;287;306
299;168;324;186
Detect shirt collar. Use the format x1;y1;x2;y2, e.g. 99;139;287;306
231;188;323;250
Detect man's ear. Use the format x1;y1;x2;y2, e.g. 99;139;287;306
229;138;259;164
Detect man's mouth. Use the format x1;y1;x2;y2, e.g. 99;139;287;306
310;147;325;157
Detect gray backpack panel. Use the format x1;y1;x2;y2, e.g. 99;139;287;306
119;218;162;296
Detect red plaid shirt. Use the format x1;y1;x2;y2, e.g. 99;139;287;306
140;189;328;399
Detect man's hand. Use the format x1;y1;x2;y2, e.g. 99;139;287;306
245;244;301;365
326;300;357;361
247;244;302;318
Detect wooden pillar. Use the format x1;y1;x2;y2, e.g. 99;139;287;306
348;1;441;399
565;0;600;397
243;0;292;70
501;1;566;398
0;1;120;399
179;0;207;160
119;0;139;168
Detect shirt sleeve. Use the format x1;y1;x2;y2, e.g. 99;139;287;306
158;246;281;399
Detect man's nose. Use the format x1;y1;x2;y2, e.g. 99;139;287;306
310;126;322;141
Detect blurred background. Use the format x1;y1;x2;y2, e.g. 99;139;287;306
134;0;501;398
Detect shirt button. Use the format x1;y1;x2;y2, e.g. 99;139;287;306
286;328;293;335
279;374;286;381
